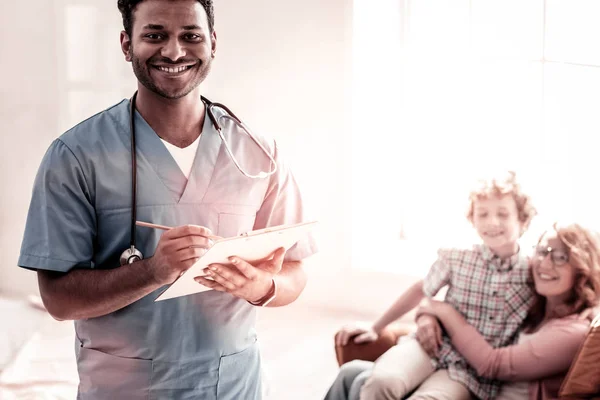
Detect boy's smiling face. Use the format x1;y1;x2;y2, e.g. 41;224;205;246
472;194;523;257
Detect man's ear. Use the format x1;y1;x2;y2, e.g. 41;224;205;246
210;30;217;58
120;31;132;62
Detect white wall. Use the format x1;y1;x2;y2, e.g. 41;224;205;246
0;0;354;298
0;2;60;295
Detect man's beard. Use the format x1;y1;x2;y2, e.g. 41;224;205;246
130;47;211;100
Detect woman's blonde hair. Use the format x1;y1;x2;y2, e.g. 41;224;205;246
524;222;600;329
466;171;537;232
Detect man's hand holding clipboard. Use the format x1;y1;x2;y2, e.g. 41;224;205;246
136;220;317;303
195;247;285;306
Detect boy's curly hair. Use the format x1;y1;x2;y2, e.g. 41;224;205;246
466;170;537;231
117;0;215;37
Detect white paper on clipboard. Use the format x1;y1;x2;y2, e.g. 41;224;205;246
155;220;317;301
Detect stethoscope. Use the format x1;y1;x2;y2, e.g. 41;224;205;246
119;91;278;266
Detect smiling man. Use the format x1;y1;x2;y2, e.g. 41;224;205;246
17;1;317;399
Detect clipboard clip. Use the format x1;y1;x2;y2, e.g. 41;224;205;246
239;227;274;237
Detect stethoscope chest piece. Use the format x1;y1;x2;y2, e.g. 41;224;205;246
120;245;144;266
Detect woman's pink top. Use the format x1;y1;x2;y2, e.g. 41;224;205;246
451;314;589;400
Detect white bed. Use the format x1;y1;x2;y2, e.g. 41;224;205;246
0;295;77;400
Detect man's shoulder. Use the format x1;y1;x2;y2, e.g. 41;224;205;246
59;99;129;148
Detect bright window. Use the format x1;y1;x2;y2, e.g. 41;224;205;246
351;0;600;275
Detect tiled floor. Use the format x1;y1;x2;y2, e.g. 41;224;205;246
2;289;394;400
256;303;373;400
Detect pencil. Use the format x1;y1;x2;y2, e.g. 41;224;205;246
135;221;222;241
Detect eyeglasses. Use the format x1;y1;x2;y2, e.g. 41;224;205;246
532;246;569;266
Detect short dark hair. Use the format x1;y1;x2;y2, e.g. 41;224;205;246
117;0;214;36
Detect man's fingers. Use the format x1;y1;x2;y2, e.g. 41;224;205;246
174;224;216;238
164;225;218;246
177;247;208;262
228;257;259;280
205;264;245;287
203;270;237;291
269;248;286;271
194;276;226;292
256;248;285;274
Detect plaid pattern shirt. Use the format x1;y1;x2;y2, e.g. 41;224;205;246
422;244;535;400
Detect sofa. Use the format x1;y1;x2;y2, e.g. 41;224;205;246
334;317;600;399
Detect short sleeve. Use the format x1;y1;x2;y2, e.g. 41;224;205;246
253;142;317;262
18;139;96;272
422;249;452;297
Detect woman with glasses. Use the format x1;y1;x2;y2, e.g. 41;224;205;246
417;221;600;400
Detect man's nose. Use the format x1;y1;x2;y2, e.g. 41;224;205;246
161;39;186;61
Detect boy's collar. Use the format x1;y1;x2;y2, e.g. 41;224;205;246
481;244;521;271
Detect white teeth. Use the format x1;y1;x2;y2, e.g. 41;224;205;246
157;66;189;73
538;273;556;280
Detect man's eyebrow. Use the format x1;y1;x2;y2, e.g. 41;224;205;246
143;24;164;30
182;24;202;30
142;24;203;31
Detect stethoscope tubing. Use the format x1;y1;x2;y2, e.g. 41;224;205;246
125;92;277;261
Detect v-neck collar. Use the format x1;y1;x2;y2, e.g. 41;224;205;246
132;104;222;204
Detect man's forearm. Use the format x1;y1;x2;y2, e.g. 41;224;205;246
38;259;162;321
265;260;306;307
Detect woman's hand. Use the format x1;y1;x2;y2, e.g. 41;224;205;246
335;322;379;346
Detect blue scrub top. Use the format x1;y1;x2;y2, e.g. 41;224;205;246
18;99;317;399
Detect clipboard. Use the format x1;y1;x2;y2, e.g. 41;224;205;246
155;221;317;301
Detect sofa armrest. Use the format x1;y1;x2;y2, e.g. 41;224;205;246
334;323;414;367
559;314;600;399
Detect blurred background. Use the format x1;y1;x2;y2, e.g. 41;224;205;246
1;0;600;398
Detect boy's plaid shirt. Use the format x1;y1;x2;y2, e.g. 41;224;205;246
423;245;535;400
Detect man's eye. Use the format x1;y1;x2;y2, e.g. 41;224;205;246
146;33;163;40
184;34;201;41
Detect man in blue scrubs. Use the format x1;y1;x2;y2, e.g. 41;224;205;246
18;1;317;398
